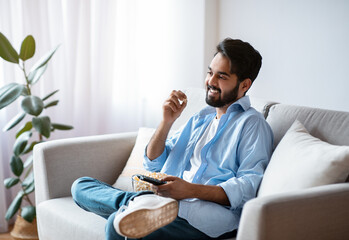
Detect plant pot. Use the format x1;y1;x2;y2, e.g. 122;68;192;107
10;215;38;240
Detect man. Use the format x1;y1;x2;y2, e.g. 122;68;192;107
72;38;273;240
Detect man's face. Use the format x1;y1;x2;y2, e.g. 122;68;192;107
205;53;242;109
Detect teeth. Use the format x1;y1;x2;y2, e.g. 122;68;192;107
210;89;219;93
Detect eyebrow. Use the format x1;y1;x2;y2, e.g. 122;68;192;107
208;66;231;77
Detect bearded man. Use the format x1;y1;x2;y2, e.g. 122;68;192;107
72;38;273;240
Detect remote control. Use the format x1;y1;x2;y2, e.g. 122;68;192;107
135;174;167;185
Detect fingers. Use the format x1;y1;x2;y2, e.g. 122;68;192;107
155;188;169;198
152;184;165;196
165;90;187;112
162;176;177;182
154;182;172;198
162;90;188;124
174;90;187;105
153;176;175;192
153;176;190;200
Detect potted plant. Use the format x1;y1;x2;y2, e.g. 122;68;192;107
0;32;73;239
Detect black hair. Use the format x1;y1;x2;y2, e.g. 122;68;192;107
216;38;262;83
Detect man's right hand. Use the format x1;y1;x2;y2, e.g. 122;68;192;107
162;90;187;124
146;90;187;160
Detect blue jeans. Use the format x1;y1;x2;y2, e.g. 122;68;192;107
71;176;215;240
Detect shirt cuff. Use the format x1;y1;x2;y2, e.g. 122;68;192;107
218;178;244;210
142;145;167;172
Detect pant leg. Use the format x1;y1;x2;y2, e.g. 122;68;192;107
108;216;211;240
71;176;152;219
71;177;225;240
72;176;154;240
105;212;123;240
142;218;237;240
142;217;211;240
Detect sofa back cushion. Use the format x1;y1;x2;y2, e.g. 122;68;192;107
267;104;349;148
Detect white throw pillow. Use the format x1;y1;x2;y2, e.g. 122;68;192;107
113;127;176;191
258;120;349;197
112;127;156;191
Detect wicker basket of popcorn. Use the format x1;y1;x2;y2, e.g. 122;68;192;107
132;172;168;192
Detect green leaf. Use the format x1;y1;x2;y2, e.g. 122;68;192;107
21;206;36;223
22;172;33;188
13;131;32;156
5;191;24;220
23;164;33;179
52;123;73;130
19;35;35;61
27;64;47;85
21;96;44;116
24;181;35;195
23;141;38;154
28;44;60;76
21;87;29;96
44;100;59;109
24;155;33;168
42;89;59;101
4;177;20;188
10;156;24;176
0;32;19;63
2;112;26;132
0;83;25;110
16;121;33;138
32;116;51;138
0;83;15;96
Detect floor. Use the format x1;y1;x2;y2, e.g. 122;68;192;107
0;225;13;240
0;233;12;240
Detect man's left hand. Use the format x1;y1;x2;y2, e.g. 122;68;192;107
153;176;193;200
152;175;230;205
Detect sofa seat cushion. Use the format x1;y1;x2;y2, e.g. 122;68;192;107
258;120;349;197
37;197;236;240
37;197;105;240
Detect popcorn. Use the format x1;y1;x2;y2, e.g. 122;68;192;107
132;172;167;192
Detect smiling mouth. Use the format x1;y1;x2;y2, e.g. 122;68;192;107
207;85;221;94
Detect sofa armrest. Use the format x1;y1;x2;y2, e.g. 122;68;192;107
33;132;137;205
237;183;349;240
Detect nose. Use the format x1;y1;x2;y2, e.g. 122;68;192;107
207;73;218;87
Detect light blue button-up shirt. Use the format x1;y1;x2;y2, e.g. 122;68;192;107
143;96;273;237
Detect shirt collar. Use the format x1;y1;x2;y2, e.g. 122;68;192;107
198;95;251;117
229;95;251;112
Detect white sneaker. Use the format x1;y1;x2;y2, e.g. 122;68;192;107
113;194;178;238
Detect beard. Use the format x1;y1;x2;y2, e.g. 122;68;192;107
205;83;240;108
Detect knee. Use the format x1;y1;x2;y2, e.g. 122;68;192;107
71;176;95;201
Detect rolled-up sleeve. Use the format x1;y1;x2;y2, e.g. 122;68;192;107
218;117;273;209
142;129;182;172
143;146;168;172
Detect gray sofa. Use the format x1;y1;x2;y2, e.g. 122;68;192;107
33;89;349;240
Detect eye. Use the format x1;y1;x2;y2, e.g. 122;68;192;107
207;71;213;76
219;74;226;80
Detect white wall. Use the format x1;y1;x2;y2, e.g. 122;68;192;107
219;0;349;112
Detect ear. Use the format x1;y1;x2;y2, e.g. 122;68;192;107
240;78;252;94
